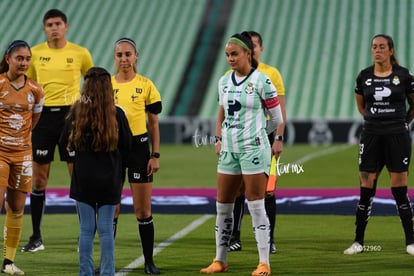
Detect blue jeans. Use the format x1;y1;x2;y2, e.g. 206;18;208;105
77;201;116;276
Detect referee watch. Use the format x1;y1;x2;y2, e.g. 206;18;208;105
275;135;284;142
151;152;160;158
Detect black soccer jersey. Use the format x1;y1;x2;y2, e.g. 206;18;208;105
355;65;414;134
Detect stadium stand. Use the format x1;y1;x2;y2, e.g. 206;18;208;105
1;0;413;120
198;0;414;119
0;0;207;118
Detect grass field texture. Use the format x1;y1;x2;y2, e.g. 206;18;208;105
47;143;414;189
2;213;413;275
6;144;414;275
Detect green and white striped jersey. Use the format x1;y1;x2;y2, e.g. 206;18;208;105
218;69;277;153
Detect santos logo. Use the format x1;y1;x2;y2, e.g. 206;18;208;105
373;86;391;101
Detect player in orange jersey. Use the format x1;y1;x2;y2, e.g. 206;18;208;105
0;40;44;275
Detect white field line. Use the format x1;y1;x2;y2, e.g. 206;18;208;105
115;214;214;275
293;144;353;165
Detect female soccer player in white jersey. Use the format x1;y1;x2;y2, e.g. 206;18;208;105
200;33;283;276
229;30;286;255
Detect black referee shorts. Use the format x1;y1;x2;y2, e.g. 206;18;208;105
32;106;72;164
359;131;411;173
126;133;153;184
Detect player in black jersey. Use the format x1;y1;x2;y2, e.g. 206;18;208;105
344;34;414;255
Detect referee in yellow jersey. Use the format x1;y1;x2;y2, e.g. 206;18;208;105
112;37;162;275
22;9;94;253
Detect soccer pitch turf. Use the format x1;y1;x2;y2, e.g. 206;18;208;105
2;213;414;275
47;143;414;190
5;144;414;275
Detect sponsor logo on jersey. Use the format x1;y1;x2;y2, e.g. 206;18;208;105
370;107;395;114
373;86;391;101
0;136;23;146
7;114;25;130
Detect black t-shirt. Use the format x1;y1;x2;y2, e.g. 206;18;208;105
60;106;132;205
355;64;414;134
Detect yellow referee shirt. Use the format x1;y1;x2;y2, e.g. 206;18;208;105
257;63;285;96
26;42;93;106
112;74;162;136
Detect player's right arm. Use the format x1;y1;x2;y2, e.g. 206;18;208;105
355;94;365;117
215;106;224;156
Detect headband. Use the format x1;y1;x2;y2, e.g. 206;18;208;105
6;40;30;55
115;37;138;53
227;37;250;51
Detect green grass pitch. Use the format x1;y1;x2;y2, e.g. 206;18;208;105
4;144;414;275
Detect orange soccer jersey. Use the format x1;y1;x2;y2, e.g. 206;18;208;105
0;73;44;153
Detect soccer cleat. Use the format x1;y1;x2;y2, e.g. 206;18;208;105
228;239;242;252
21;237;45;252
343;242;363;255
252;262;270;276
406;244;414;255
2;263;25;275
270;242;277;254
200;259;228;274
144;262;160;274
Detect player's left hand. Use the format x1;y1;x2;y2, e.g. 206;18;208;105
147;158;160;176
272;140;283;158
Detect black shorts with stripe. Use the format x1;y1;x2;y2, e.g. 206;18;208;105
358;130;411;172
125;133;153;183
32;106;72;164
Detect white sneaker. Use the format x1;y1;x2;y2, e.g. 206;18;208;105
344;242;363;255
406;244;414;255
2;263;25;275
